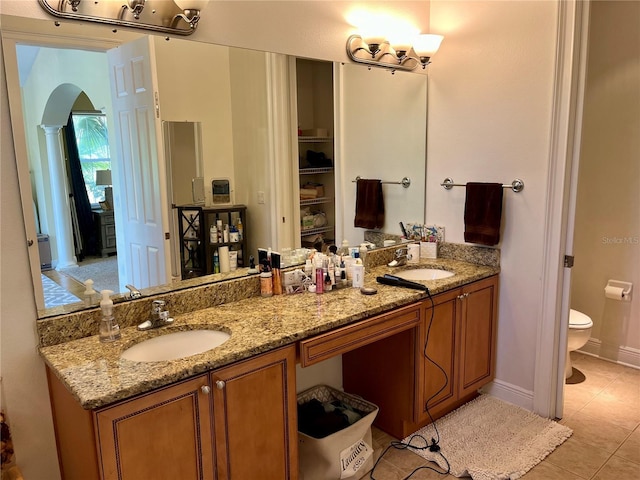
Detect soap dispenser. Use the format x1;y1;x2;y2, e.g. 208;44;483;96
99;290;121;343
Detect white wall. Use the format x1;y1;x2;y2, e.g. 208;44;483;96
0;45;61;478
571;0;639;362
426;0;559;400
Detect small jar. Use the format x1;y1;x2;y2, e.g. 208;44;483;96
260;271;273;297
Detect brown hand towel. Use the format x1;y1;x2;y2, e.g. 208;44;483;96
464;183;504;246
354;179;385;229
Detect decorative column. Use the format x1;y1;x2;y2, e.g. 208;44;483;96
41;125;77;269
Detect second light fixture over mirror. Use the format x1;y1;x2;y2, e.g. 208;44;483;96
346;12;443;72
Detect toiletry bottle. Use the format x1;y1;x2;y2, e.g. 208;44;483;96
337;240;350;259
210;224;217;244
359;243;368;263
315;266;324;294
216;219;223;242
352;259;365;288
236;218;243;240
99;290;121;342
213;249;220;273
260;260;273;297
84;279;97;305
272;252;283;295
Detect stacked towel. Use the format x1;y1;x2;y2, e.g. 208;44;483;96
354;179;384;229
464;183;504;246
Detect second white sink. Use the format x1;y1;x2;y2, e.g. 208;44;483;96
121;329;230;362
395;268;455;281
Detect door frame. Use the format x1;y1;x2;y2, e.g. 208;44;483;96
534;0;590;419
1;27;124;310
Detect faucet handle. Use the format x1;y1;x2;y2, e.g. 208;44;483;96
152;299;165;312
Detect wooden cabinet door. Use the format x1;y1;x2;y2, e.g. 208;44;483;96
94;374;214;480
458;276;498;398
418;289;460;422
211;345;298;480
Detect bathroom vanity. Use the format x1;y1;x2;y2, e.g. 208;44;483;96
40;248;499;480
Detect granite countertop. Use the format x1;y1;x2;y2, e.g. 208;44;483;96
39;258;499;410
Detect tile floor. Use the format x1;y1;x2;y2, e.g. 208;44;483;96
365;351;640;479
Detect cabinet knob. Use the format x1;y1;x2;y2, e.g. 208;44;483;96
457;293;470;300
201;385;211;394
215;380;226;390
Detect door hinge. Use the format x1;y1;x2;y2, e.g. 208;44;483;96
165;232;170;240
564;255;574;268
154;91;160;118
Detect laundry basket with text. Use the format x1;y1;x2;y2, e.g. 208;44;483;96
297;385;379;480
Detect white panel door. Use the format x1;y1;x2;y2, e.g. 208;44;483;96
107;37;170;290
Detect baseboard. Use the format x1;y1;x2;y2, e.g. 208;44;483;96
480;379;534;411
579;339;640;369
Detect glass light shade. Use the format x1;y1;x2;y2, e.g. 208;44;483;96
174;0;209;11
388;31;417;55
413;34;444;57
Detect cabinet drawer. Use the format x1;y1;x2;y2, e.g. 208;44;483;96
105;224;116;237
101;212;115;224
299;303;421;367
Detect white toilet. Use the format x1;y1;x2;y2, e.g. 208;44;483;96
565;309;593;379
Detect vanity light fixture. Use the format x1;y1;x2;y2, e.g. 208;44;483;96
37;0;210;36
346;33;443;72
171;0;209;29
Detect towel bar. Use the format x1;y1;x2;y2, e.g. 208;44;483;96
441;177;524;192
353;176;411;188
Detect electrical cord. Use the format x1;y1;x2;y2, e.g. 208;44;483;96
369;288;451;479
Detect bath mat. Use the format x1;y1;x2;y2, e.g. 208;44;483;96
402;394;572;480
41;274;81;308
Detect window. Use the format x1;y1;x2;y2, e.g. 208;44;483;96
71;113;111;204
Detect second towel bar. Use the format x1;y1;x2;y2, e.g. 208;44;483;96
353;176;411;188
441;177;524;192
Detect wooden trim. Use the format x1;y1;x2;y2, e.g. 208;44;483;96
46;367;101;480
299;303;421;367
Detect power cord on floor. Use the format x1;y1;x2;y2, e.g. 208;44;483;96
369;288;451;479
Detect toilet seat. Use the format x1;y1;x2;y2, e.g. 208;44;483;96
569;309;593;330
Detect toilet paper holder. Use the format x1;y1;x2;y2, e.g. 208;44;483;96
605;280;633;301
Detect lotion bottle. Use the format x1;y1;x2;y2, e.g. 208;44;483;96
99;290;121;342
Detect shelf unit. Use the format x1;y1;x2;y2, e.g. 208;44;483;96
294;59;336;251
177;205;247;279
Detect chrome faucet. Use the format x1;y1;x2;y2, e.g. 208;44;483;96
391;247;409;267
137;299;174;331
125;284;142;299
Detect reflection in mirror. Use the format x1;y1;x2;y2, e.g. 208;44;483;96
3;17;427;320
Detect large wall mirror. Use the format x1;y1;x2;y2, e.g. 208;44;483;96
2;14;428;320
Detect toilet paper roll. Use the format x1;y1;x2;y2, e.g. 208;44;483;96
604;285;624;300
219;246;230;273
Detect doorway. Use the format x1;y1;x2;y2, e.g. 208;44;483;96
13;43;120;308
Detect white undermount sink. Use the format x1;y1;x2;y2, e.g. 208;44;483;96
121;329;231;362
395;268;455;281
